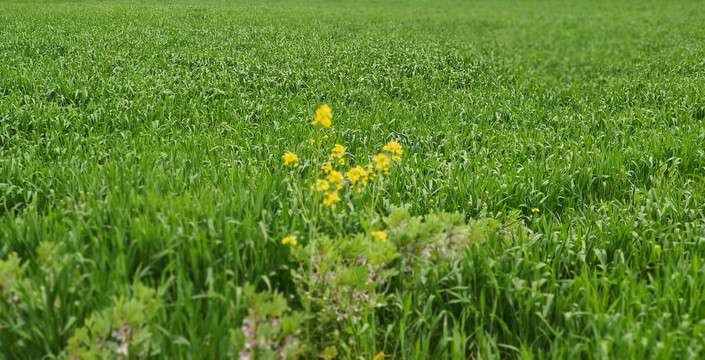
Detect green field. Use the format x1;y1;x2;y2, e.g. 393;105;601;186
2;0;705;358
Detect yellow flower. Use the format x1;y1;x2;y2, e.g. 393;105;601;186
346;166;368;185
372;153;389;170
283;152;299;167
531;208;540;213
282;235;297;245
347;166;369;192
382;141;403;155
312;179;329;191
366;164;376;182
331;144;345;159
321;163;333;173
371;231;387;243
322;192;340;207
310;139;315;145
311;104;332;127
326;170;344;189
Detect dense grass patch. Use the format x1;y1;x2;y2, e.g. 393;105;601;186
2;0;705;358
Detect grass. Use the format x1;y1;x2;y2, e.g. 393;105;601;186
1;0;705;358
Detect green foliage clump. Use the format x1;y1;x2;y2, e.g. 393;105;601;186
230;284;304;360
0;253;27;319
66;283;163;360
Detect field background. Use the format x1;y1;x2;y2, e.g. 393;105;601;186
2;0;705;358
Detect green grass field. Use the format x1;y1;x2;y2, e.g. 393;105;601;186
2;0;705;358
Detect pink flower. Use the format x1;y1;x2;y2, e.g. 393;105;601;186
244;340;263;349
241;326;256;337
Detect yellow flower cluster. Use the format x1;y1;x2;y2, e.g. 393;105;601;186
314;150;345;208
313;144;352;207
284;106;404;212
371;231;387;243
370;141;404;175
326;170;344;190
282;235;297;245
311;104;332;128
315;139;403;206
312;179;330;191
280;105;407;247
373;153;389;172
322;192;341;207
283;152;299;167
330;144;345;165
346;165;369;193
320;160;344;190
382;141;403;161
